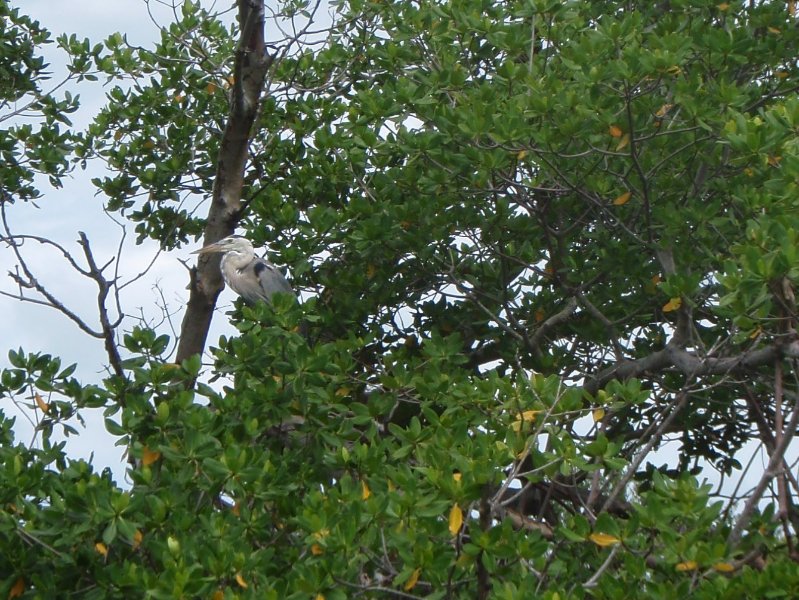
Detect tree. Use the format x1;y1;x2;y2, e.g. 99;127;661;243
3;0;799;597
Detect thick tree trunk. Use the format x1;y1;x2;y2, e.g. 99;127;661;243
176;0;271;363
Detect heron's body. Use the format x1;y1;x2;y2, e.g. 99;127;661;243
193;235;294;304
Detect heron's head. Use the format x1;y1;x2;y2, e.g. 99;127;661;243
192;235;255;256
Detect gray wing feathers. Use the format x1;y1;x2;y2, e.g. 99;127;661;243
252;259;294;299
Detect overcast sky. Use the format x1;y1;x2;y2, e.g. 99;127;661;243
1;1;241;480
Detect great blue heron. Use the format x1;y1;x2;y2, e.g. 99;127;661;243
192;235;294;304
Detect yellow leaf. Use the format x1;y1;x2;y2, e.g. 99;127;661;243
226;75;236;87
113;130;123;141
448;503;463;536
666;65;682;76
453;472;462;483
311;543;324;555
212;590;224;600
608;124;623;138
655;103;674;117
366;264;377;279
404;568;421;591
613;191;632;206
516;149;528;160
768;26;781;35
592;407;605;422
662;297;682;313
511;410;540;432
616;133;630;151
717;2;729;10
34;392;49;414
132;529;143;550
676;560;698;572
749;326;763;340
8;577;24;599
767;155;782;167
589;532;620;547
315;595;325;600
95;542;108;557
775;70;788;79
206;82;218;93
713;561;735;573
312;528;329;541
235;572;248;589
232;501;240;517
335;387;350;397
388;479;396;492
361;480;371;500
142;446;161;467
744;167;754;177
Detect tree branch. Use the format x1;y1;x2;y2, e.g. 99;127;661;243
586;338;799;395
176;0;271;363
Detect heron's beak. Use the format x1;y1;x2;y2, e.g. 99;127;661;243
192;243;222;255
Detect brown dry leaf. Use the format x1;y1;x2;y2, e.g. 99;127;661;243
206;82;218;94
676;560;698;572
366;264;377;279
211;590;224;600
608;124;623;138
141;446;161;467
232;501;240;517
717;2;729;10
404;568;421;591
8;577;24;599
34;392;49;414
311;543;324;555
142;139;156;149
588;532;621;547
613;191;632;206
448;503;463;536
655;103;674;117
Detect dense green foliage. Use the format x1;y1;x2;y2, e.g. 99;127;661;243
4;0;799;597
